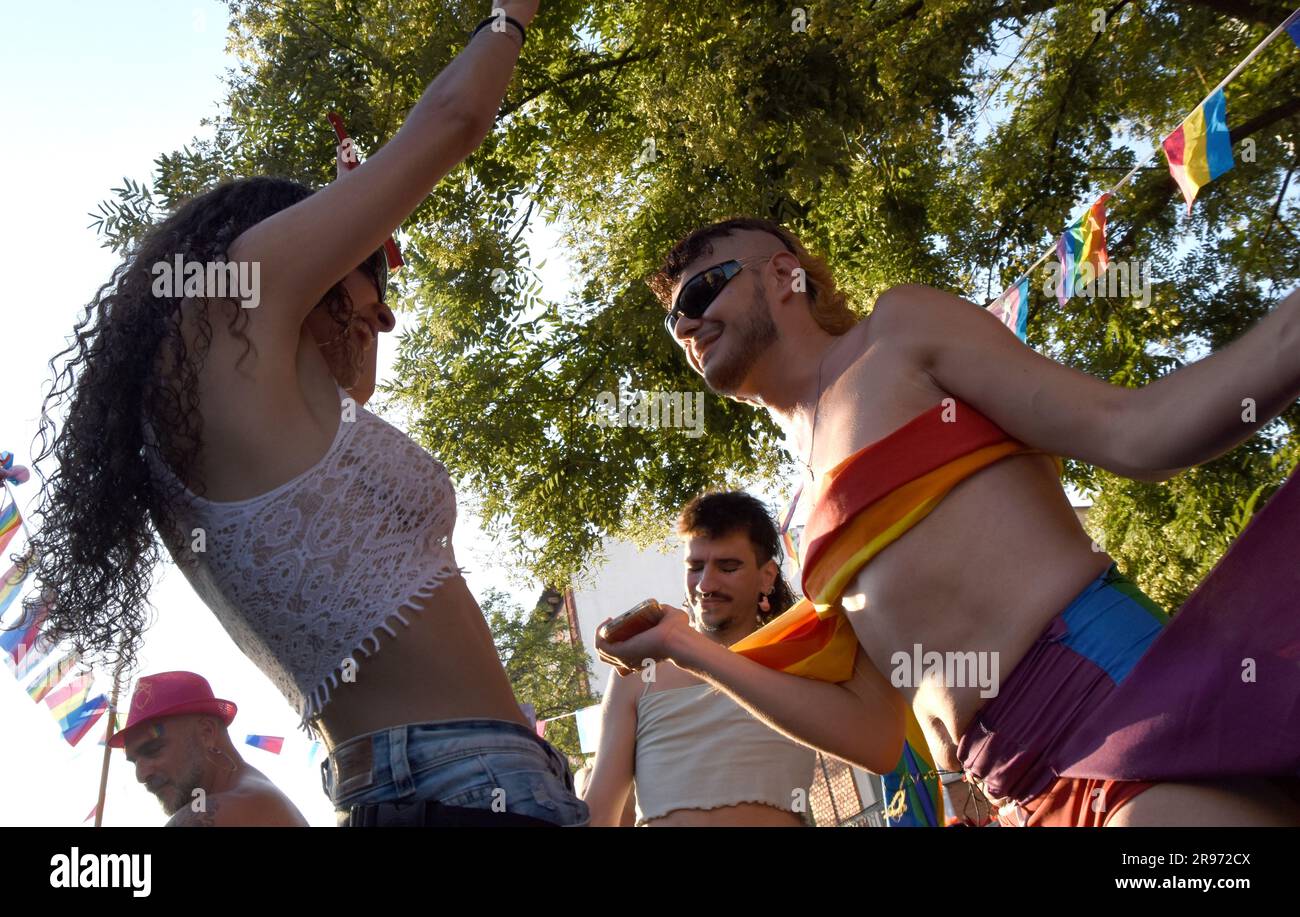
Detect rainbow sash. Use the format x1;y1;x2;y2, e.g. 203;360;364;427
730;399;1061;821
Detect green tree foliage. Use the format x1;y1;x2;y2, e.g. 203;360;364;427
481;587;597;759
95;0;1300;606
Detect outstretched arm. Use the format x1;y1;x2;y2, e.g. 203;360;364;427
873;283;1300;481
229;0;539;345
596;606;907;774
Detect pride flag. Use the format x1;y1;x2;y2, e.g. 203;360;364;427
1;601;48;671
1287;11;1300;47
11;634;55;681
60;694;108;746
0;551;31;618
1162;88;1233;215
1056;193;1111;305
26;650;79;702
0;498;19;557
990;277;1030;341
245;735;285;754
46;673;93;721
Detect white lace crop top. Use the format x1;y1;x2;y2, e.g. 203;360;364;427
143;386;460;732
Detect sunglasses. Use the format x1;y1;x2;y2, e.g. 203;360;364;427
664;256;772;335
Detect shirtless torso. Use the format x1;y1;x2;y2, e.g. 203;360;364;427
805;315;1111;770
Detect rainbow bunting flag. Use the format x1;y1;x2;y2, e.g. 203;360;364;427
12;634;55;681
0;551;32;618
245;735;284;754
1;601;48;671
60;694;108;746
26;650;80;702
1055;193;1111;305
990;277;1031;341
1162;88;1233;215
45;673;93;721
0;497;19;557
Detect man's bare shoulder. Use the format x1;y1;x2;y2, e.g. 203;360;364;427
165;776;308;827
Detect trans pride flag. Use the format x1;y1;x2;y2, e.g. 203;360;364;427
990;277;1030;341
1162;88;1233;215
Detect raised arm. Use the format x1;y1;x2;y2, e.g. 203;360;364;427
596;606;907;775
229;0;538;344
581;669;639;827
873;283;1300;481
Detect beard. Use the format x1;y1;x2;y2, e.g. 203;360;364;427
154;759;206;816
701;294;777;395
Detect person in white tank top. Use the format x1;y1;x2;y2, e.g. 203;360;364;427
583;492;816;827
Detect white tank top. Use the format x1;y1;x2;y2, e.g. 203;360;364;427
633;682;816;825
144;386;459;732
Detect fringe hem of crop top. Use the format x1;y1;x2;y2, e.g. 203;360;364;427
633;682;816;826
143;384;462;737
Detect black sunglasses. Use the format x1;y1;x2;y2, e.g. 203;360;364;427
664;256;771;335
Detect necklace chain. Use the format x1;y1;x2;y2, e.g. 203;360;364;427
801;348;829;479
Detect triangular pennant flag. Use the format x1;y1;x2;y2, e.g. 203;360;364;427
61;694;108;746
1286;11;1300;47
990;277;1031;341
535;719;547;739
245;735;285;754
84;803;98;824
1162;88;1234;215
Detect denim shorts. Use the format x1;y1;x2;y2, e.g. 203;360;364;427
320;718;590;827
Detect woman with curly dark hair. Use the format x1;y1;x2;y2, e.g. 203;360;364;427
28;0;586;827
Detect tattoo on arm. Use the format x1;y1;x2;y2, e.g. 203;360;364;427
166;796;219;827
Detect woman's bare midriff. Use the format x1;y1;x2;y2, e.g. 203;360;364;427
179;331;528;753
645;803;804;827
312;573;530;751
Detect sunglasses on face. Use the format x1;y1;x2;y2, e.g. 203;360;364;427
664;256;771;335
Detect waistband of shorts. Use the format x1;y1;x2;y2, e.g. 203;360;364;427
322;718;568;792
956;562;1166;804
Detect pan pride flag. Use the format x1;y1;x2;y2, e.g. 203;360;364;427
1056;193;1111;305
990;277;1030;341
245;735;285;754
1162;88;1234;215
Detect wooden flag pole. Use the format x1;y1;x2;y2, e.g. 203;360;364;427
93;657;128;828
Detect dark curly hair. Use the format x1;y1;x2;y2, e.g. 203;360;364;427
25;176;387;675
675;490;797;626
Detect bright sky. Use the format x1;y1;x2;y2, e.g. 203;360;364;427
0;0;562;828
